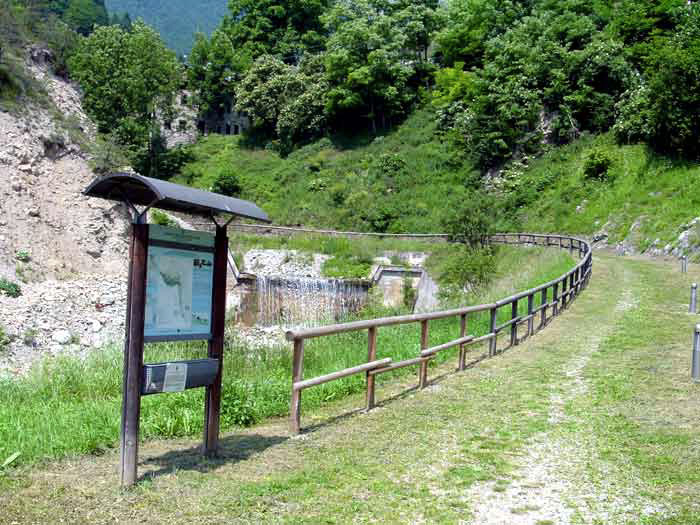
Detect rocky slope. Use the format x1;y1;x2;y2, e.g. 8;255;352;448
0;49;130;376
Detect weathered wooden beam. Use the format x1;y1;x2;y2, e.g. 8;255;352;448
293;358;392;391
120;223;148;487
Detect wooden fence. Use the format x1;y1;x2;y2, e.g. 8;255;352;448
285;233;593;433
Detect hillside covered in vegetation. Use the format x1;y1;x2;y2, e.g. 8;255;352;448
3;0;700;254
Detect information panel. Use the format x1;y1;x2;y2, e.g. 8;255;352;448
144;225;215;341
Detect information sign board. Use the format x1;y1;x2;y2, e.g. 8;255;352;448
144;225;215;341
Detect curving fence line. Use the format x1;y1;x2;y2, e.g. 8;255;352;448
284;233;593;433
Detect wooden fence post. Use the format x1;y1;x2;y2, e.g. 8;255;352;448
540;287;548;329
527;293;534;337
458;314;467;371
489;306;497;356
553;282;559;316
366;327;378;410
419;320;430;389
290;338;305;434
561;276;568;310
510;299;519;347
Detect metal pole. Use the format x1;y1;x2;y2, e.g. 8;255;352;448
693;324;700;383
691;284;698;314
682;256;688;274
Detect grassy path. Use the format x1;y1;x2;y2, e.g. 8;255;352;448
1;254;699;524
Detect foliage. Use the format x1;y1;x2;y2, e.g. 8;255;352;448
434;3;634;169
62;0;107;35
321;256;372;279
68;22;182;176
149;209;175;227
15;251;30;263
615;4;700;159
68;22;180;140
322;0;418;134
442;191;494;247
0;278;22;298
582;148;613;181
432;246;495;296
0;324;10;352
221;0;330;62
187;29;243;116
178;109;476;233
88;132;130;174
104;0;228;56
235;54;328;149
210;167;242;197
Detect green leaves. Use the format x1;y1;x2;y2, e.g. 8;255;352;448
69;22;179;140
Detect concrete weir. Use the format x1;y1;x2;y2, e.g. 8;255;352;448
233;265;438;327
234;274;372;327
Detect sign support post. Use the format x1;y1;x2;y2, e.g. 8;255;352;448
120;220;149;487
204;224;228;456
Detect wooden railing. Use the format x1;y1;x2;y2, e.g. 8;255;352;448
285;233;593;433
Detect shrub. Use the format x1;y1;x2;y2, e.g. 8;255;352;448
15;251;30;263
0;325;11;352
150;209;175;227
211;168;242;197
430;246;496;296
0;278;21;298
441;191;494;248
582;148;613;181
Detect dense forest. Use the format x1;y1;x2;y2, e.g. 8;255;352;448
2;0;700;242
104;0;228;56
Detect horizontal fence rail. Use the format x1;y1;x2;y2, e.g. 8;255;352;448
285;233;593;433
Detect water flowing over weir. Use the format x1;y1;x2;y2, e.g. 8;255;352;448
252;275;371;327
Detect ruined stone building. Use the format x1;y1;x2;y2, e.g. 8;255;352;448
162;92;251;148
197;99;250;136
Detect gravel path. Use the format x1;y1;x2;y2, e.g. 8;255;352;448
465;276;665;524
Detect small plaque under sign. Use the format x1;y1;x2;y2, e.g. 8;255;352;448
162;362;188;392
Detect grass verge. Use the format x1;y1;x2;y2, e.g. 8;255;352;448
0;245;573;470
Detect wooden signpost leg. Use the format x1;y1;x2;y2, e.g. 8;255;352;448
120;223;149;487
204;225;228;457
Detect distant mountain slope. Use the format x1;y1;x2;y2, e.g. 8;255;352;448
104;0;228;56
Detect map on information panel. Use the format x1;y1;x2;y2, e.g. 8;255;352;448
144;226;215;341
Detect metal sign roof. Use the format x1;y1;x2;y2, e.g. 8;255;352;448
83;173;270;222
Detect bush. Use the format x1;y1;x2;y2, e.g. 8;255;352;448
0;325;11;352
150;209;175;227
0;278;21;298
441;191;494;247
582;148;613;181
15;251;30;263
432;246;496;293
211;168;242;197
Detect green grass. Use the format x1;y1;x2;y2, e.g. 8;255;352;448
181;119;700;255
5;254;699;523
229;231;466;281
0;245;573;470
177;108;478;234
509;133;700;250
